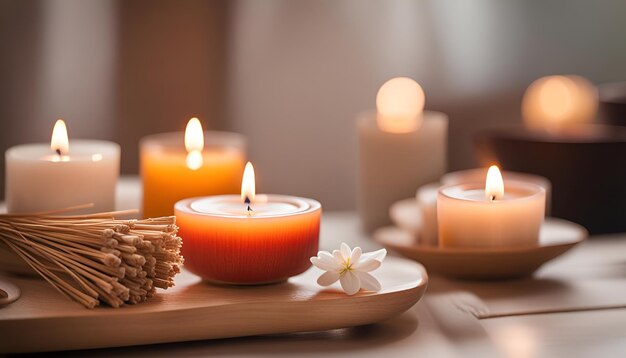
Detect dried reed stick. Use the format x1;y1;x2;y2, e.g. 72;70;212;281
0;208;183;308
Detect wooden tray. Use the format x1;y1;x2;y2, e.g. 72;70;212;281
0;257;427;353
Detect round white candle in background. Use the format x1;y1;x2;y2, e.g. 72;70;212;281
442;168;552;215
358;77;448;232
415;182;440;246
5;119;120;214
522;75;597;132
437;166;545;248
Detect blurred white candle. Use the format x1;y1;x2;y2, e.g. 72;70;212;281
358;77;448;232
437;166;545;248
416;182;439;246
5;119;120;213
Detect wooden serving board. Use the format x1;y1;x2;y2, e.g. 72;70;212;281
0;257;427;353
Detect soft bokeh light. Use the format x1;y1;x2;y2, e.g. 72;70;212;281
376;77;425;133
91;154;103;162
522;75;598;131
485;165;504;201
490;324;538;358
50;119;69;155
241;161;256;202
185;150;203;171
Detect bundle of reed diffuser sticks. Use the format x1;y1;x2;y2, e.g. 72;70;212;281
0;207;183;308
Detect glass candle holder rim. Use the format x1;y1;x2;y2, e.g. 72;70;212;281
438;180;546;205
441;168;552;189
140;130;246;151
175;194;322;220
356;110;448;131
6;140;120;162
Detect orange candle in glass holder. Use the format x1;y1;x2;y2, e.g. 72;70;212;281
175;162;321;285
140;118;246;218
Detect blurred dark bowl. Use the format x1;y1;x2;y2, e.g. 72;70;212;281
474;124;626;235
599;82;626;127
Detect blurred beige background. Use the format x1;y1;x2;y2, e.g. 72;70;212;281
2;0;626;209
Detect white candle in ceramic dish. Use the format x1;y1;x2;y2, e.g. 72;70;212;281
5;119;120;214
437;166;545;248
358;77;448;232
415;182;440;246
441;168;552;214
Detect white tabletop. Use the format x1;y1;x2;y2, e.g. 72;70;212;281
12;177;626;357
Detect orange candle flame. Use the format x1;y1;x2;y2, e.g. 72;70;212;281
51;119;69;155
184;117;204;170
241;162;256;203
486;165;504;201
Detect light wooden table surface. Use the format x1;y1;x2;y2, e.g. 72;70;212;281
10;177;626;357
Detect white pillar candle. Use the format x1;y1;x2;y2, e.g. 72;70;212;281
415;182;440;246
442;168;552;214
5;119;120;214
437;166;545;248
358;77;448;232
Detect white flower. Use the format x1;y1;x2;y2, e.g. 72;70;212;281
310;243;387;295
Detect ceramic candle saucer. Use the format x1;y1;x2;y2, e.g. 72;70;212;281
380;198;587;280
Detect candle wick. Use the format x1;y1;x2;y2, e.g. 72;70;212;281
244;196;253;214
55;148;61;156
490;195;495;201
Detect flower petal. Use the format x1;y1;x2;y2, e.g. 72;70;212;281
352;258;381;272
332;250;345;264
310;256;340;272
312;251;342;270
317;271;340;286
340;243;352;261
355;271;381;292
361;248;387;262
339;271;361;295
350;246;362;266
318;251;337;264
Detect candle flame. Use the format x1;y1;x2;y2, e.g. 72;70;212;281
485;165;504;201
376;77;425;133
185;117;204;170
241;161;256;203
51;119;69;155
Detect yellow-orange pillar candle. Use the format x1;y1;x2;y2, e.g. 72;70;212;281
140;118;246;218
